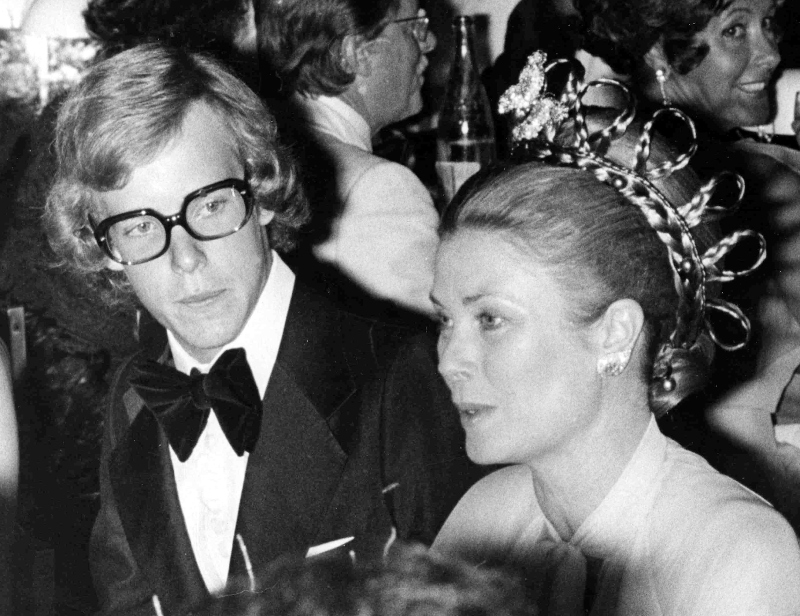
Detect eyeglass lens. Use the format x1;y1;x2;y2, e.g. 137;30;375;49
395;15;428;42
106;186;248;263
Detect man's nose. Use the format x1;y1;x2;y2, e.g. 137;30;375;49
169;226;207;273
421;27;437;54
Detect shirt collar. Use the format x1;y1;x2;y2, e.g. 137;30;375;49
570;415;666;558
296;93;372;152
168;250;296;398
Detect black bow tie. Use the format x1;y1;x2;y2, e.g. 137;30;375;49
130;348;263;462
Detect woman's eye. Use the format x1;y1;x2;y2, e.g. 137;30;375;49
478;312;504;331
764;16;781;39
436;313;453;331
722;23;746;38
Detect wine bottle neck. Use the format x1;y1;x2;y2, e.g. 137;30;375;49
452;18;478;79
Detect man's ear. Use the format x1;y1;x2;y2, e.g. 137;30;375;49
594;298;645;356
341;33;374;78
257;207;275;226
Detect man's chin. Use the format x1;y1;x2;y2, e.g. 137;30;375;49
170;324;243;364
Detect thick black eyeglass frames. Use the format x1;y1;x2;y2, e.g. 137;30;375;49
92;178;253;266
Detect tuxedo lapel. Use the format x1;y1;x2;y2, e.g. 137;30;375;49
228;363;350;585
269;281;360;426
229;283;360;586
109;388;209;612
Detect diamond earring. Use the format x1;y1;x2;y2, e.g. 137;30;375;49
597;348;632;377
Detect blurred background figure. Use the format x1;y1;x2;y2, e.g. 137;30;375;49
0;342;18;616
576;0;800;534
84;0;258;83
260;0;440;316
197;543;535;616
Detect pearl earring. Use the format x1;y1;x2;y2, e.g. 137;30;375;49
656;69;671;106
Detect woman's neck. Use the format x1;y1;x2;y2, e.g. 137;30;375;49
636;83;730;138
526;388;651;541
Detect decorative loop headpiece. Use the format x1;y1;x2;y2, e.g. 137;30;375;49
499;52;766;399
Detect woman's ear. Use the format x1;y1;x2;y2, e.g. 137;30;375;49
593;299;645;377
341;34;373;78
643;43;669;75
595;298;645;356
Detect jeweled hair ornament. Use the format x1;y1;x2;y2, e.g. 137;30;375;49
499;52;766;404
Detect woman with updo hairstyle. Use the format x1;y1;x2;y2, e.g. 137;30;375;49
431;58;800;615
258;0;439;316
576;0;800;532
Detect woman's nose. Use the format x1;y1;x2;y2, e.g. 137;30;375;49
757;26;781;71
437;329;475;385
169;227;207;273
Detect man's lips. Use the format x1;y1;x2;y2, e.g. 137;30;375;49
179;289;225;305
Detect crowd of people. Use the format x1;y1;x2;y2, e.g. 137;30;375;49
2;0;800;614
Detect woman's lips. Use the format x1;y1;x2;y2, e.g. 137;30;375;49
456;402;497;423
738;81;767;93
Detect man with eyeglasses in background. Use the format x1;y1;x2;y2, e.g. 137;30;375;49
259;0;438;317
45;43;474;616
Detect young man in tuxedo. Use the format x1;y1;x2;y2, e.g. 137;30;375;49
45;44;473;615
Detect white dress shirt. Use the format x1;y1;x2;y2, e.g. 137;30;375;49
300;94;372;151
167;251;295;594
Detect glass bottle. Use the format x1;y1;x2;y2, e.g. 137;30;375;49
436;16;496;202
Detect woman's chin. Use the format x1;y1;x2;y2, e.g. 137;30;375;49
723;101;774;131
465;439;511;467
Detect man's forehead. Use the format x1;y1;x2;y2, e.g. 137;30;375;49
95;104;244;217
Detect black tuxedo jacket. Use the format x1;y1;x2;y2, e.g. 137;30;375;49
89;282;477;616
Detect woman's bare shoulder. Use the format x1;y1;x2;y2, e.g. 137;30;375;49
433;465;535;561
